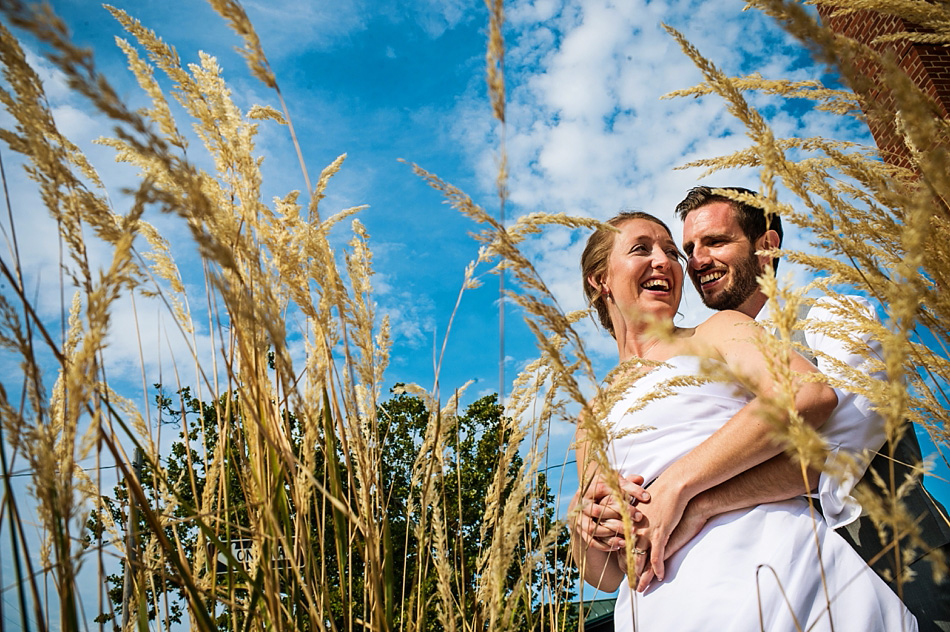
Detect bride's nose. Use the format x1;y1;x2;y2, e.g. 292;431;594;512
653;248;673;269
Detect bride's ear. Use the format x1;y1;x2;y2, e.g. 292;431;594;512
588;276;611;300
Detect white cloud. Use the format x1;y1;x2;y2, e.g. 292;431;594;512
99;292;216;392
443;0;880;388
240;0;477;55
24;47;73;102
413;0;473;38
240;1;376;51
380;291;436;349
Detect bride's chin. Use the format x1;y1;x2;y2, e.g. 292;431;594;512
640;302;679;321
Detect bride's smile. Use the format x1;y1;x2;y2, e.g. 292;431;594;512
600;218;684;325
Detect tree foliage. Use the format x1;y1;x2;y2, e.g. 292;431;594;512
87;386;573;630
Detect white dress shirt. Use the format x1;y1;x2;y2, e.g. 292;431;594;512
756;294;887;528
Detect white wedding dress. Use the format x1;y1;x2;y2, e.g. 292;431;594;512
606;355;917;632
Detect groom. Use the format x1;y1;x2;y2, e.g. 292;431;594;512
671;186;949;631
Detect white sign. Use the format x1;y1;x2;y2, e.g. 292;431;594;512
211;539;289;574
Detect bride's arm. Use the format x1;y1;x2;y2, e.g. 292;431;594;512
569;429;651;591
631;310;836;588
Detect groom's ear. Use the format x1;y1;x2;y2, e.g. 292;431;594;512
756;229;781;257
755;229;781;272
761;229;781;250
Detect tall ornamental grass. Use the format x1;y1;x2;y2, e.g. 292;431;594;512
0;0;947;631
0;1;570;630
660;0;950;591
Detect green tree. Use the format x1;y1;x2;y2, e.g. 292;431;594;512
378;390;575;631
87;386;574;631
85;385;261;628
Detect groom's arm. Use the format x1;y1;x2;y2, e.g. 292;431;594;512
629;455;820;590
666;455;820;556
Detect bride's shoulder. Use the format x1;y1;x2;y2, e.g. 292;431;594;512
693;310;762;343
698;309;757;329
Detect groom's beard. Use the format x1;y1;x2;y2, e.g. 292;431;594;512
696;249;761;311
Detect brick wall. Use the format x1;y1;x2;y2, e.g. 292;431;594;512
817;6;950;169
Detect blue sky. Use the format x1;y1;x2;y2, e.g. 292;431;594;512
2;0;949;622
13;0;853;391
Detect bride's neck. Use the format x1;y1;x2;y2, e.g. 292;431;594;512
617;332;663;363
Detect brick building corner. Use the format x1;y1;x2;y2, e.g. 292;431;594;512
816;5;950;169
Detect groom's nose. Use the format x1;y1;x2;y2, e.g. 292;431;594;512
688;243;711;269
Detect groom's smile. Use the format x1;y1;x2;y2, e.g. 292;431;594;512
681;200;766;313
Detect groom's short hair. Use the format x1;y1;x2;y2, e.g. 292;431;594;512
674;186;784;272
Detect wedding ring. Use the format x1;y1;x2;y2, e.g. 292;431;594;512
633;547;647;555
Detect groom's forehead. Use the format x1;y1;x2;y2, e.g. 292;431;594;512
681;203;743;240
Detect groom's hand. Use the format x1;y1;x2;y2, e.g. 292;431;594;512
664;500;711;558
634;497;710;591
629;475;690;591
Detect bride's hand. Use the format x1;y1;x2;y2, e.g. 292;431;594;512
573;474;650;552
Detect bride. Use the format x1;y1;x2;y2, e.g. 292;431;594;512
569;211;916;631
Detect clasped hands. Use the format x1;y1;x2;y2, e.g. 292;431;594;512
573;472;708;592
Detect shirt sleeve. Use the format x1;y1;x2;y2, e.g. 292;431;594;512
805;295;888;528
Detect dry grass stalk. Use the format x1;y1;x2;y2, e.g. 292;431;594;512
657;0;950;592
9;0;947;629
0;1;576;630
